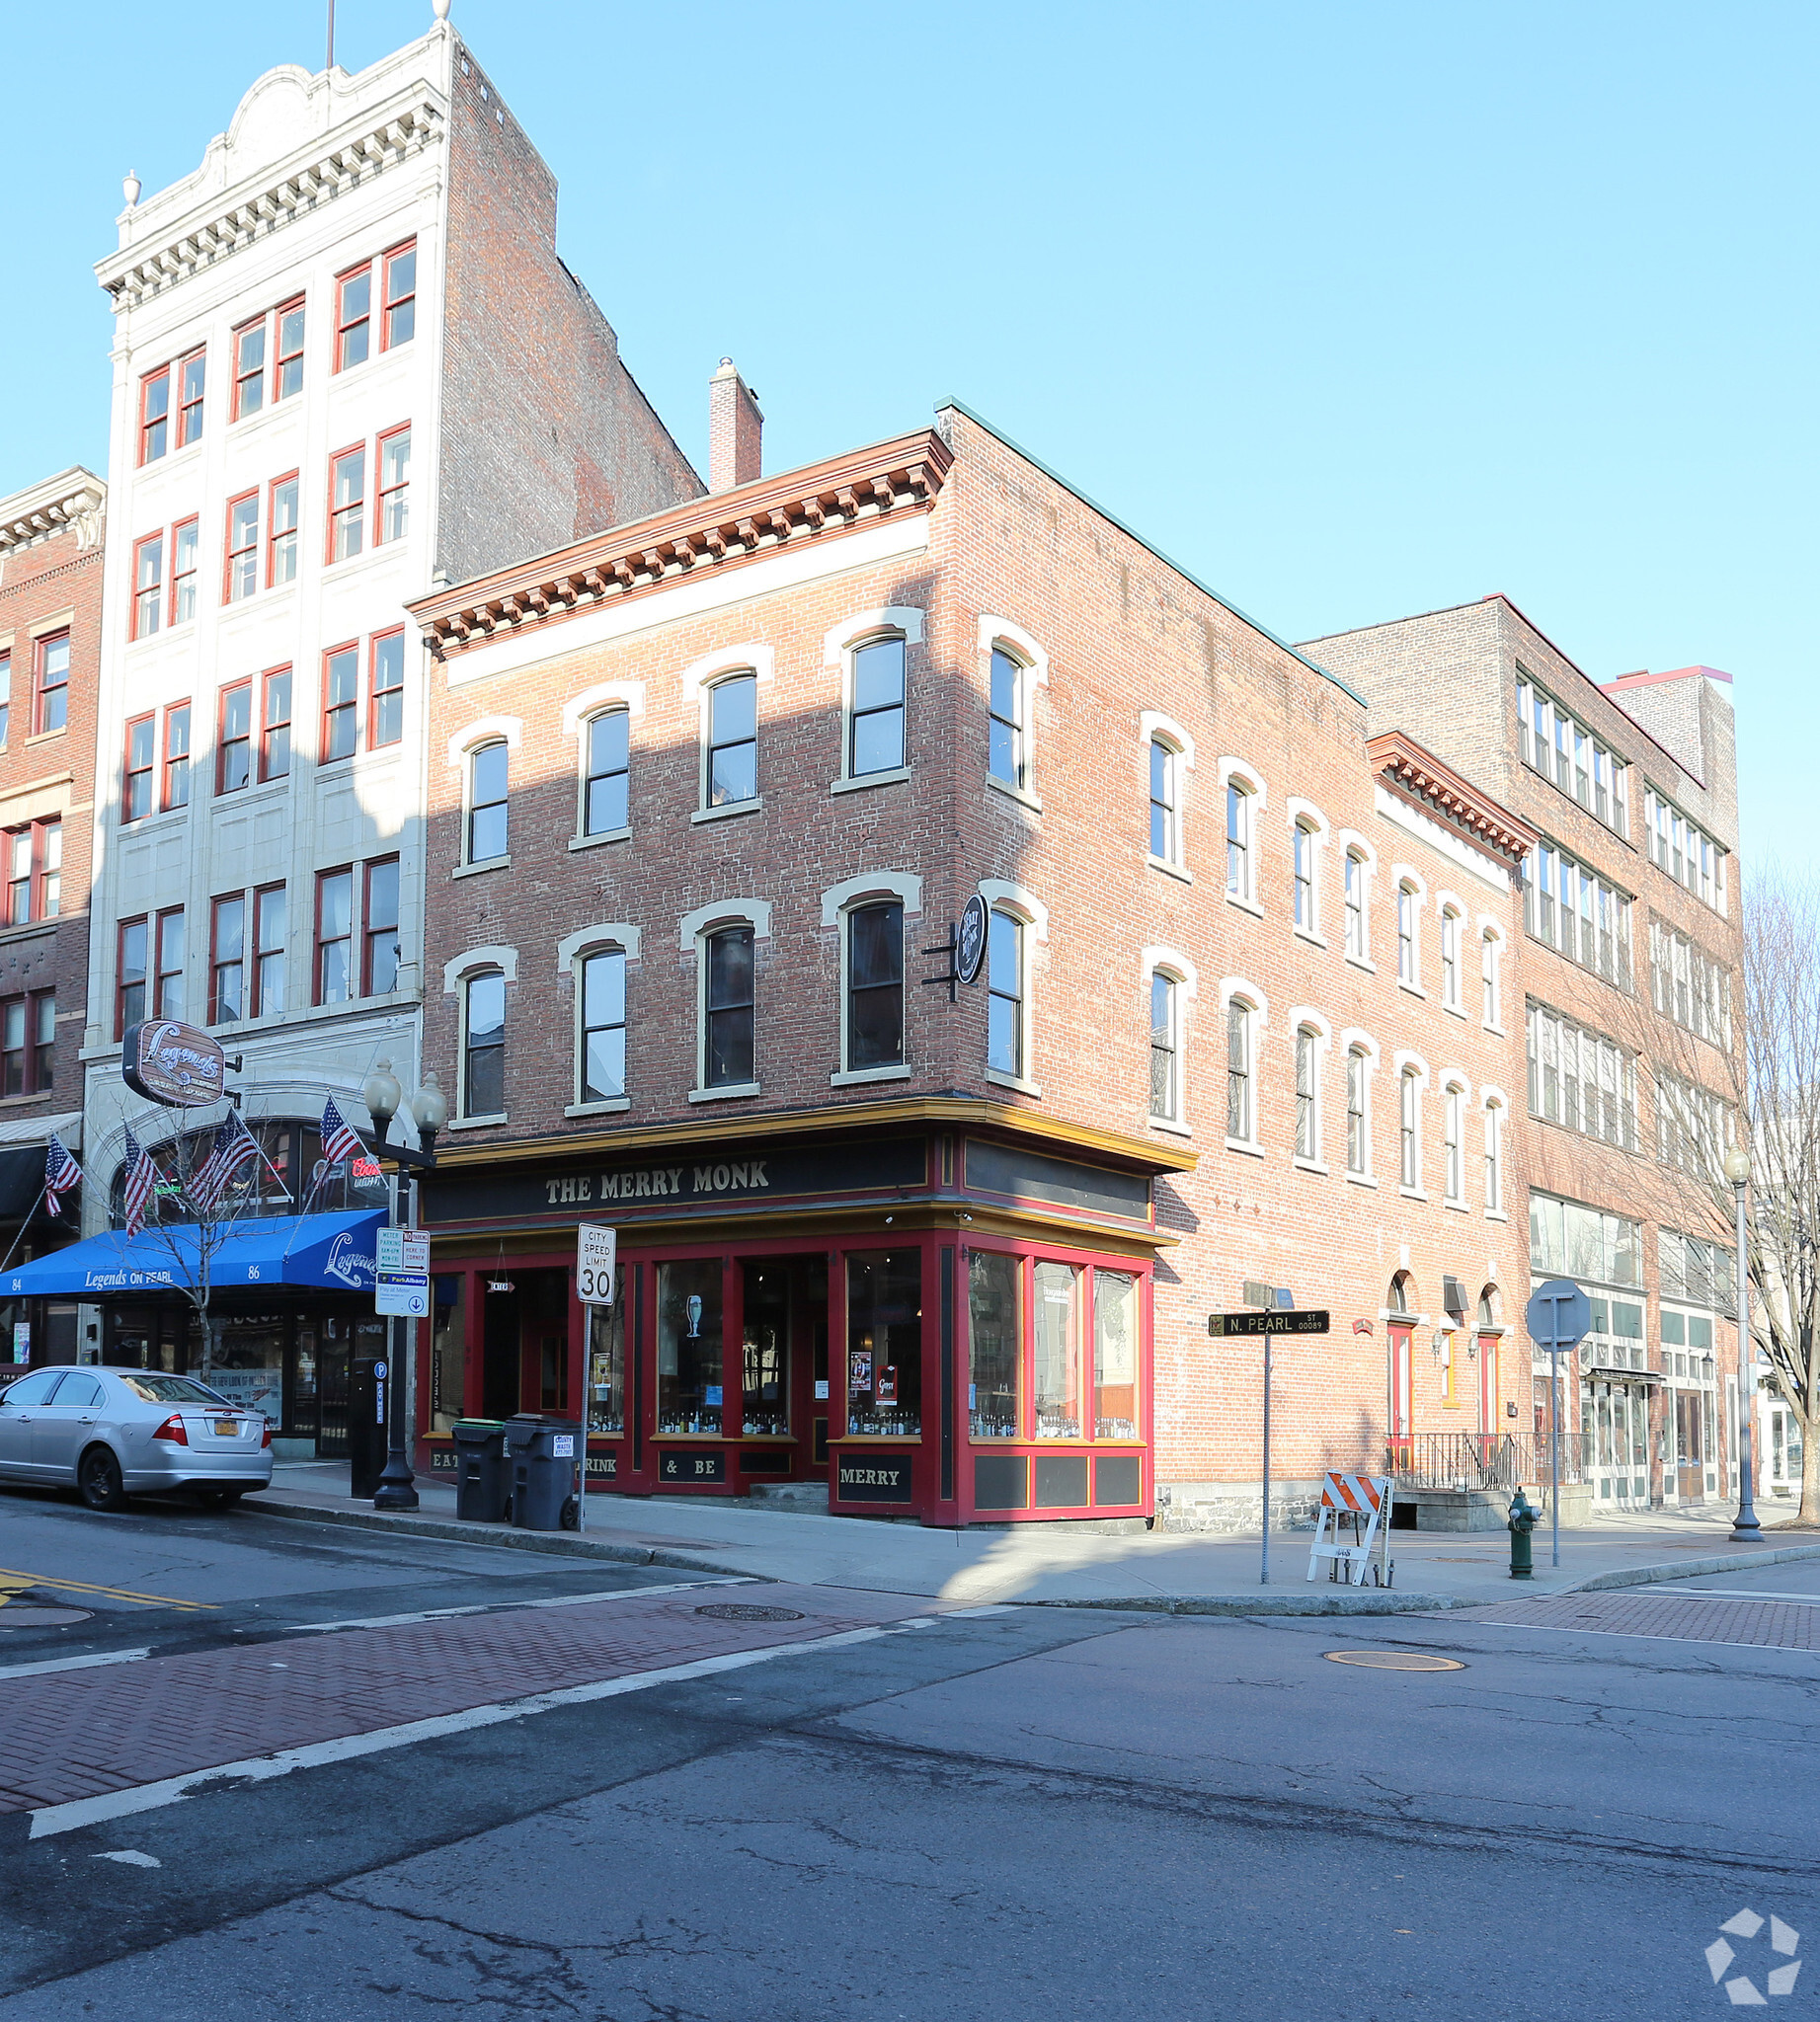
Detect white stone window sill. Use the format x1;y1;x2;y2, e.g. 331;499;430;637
1147;856;1192;885
1225;1135;1265;1158
1293;1156;1329;1176
1345;953;1376;974
1345;1171;1378;1189
831;1063;911;1087
691;796;762;825
1485;1207;1510;1223
831;766;910;797
1397;978;1427;1000
1443;1197;1470;1213
688;1080;760;1103
565;1096;630;1118
1148;1115;1192;1138
1293;926;1326;949
1399;1185;1429;1203
1442;1000;1467;1019
1483;1021;1506;1038
24;728;67;747
986;1067;1042;1097
986;774;1042;815
570;827;630;852
1225;892;1264;920
454;855;510;879
322;544;405;586
449;1113;507;1131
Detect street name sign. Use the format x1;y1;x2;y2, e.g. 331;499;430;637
374;1229;430;1319
1208;1310;1330;1338
577;1224;617;1306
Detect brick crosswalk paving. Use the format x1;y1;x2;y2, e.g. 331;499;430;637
1458;1589;1820;1653
0;1584;923;1817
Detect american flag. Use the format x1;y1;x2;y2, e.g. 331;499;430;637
189;1112;260;1215
320;1097;364;1169
43;1134;83;1217
119;1127;157;1237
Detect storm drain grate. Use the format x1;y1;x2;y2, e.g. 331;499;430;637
1323;1650;1466;1672
694;1603;807;1623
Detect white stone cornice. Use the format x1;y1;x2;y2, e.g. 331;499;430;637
0;469;106;561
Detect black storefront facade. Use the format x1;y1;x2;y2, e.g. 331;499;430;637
418;1100;1189;1526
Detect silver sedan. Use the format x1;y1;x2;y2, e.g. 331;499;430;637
0;1364;274;1512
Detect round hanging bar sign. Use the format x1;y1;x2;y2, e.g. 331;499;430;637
121;1021;228;1108
956;894;989;985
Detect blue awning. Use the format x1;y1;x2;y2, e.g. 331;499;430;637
0;1211;386;1300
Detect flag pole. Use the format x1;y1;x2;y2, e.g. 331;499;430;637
0;1187;49;1282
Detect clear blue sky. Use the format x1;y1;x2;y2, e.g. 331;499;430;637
6;2;1813;866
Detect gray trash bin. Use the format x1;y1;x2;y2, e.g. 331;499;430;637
507;1416;582;1531
452;1419;511;1522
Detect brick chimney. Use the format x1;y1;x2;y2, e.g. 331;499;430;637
708;357;762;493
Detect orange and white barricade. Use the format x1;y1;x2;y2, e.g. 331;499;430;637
1306;1471;1394;1588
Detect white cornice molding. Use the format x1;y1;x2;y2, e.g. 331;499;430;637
0;469;105;560
97;82;446;314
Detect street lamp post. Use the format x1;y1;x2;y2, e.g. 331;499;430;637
1723;1145;1763;1543
362;1061;445;1514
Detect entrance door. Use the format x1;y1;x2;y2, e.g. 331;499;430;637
481;1282;522;1422
1387;1327;1412;1472
1676;1390;1704;1503
1477;1333;1499;1460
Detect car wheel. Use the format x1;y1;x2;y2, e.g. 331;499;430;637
198;1489;243;1511
78;1446;126;1514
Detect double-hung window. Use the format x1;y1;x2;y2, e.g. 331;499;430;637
314;869;354;1005
705;675;756;807
34;632;68;735
322;646;359;763
1396;884;1417;984
1226;1000;1254;1142
377;426;411;544
162;703;191;812
218;681;253;793
0;649;11;745
987;909;1024;1080
132;535;164;640
584;711;629;835
1148;739;1178;864
1344;851;1367;959
5;820;56;926
1293;823;1315;931
329;446;365;561
1481;929;1500;1026
268;475;299;586
989;648;1027;792
1295;1027;1317;1159
468;740;509;861
849;636;906;776
336;265;372;371
276;299;305;399
1399;1069;1420;1190
155;908;186;1019
704;926;755;1088
1149;973;1180;1124
1484;1101;1503;1211
177;351;205;447
846;902;904;1070
261;668;292;781
225;491;259;602
581;948;627;1102
117;918;148;1036
0;992;55;1096
1225;783;1252;899
123;716;155;822
1444;1085;1464;1202
233;317;266;419
362;858;400;996
210;895;245;1024
1440;908;1461;1009
139;367;171;464
254;886;286;1015
369;632;405;747
171;519;198;625
383;244;417;348
1346;1049;1368;1174
464;971;506;1116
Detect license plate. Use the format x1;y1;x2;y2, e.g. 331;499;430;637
211;1420;240;1437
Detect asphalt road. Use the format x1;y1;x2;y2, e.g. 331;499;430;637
0;1483;1811;2019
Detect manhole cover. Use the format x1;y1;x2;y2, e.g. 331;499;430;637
1324;1650;1466;1672
0;1605;93;1627
694;1602;806;1623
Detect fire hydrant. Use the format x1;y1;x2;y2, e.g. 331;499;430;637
1508;1488;1541;1579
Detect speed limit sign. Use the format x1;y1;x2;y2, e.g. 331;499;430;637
577;1224;617;1306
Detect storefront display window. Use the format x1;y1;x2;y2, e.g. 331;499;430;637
1093;1271;1140;1439
658;1259;723;1434
1033;1261;1081;1438
845;1250;920;1436
429;1278;463;1435
209;1315;285;1422
968;1249;1020;1438
742;1262;789;1435
588;1277;624;1436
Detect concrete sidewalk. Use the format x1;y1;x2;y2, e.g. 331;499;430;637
246;1462;1820;1613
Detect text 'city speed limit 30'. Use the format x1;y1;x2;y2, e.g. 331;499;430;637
577;1224;617;1306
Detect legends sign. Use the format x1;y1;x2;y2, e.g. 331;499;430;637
122;1021;227;1108
424;1133;928;1225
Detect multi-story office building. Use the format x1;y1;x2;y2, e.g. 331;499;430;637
1307;603;1745;1513
404;402;1535;1527
0;468;106;1366
71;22;699;1441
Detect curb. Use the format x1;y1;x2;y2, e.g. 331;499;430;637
1560;1539;1820;1595
243;1496;753;1580
1028;1591;1478;1616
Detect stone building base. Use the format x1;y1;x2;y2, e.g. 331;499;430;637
1156;1479;1326;1534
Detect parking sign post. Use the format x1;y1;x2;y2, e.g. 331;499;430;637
574;1227;616;1532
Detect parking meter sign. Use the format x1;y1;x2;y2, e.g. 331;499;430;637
577;1225;617;1307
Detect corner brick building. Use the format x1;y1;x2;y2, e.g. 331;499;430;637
0;469;106;1365
406;403;1570;1529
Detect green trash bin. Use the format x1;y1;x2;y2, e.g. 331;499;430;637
452;1419;511;1522
507;1416;582;1531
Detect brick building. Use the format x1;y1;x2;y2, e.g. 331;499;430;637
1308;603;1746;1516
405;400;1549;1527
66;18;700;1439
0;468;106;1366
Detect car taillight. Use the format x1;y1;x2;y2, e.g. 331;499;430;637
152;1413;188;1445
261;1423;272;1447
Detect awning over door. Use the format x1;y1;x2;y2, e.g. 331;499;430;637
0;1211;385;1299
